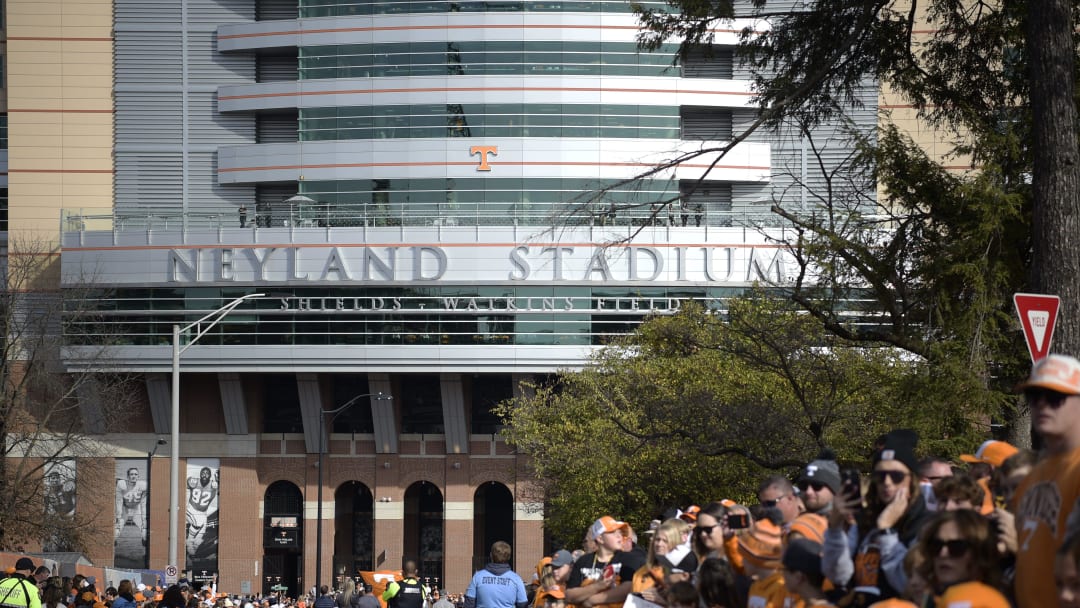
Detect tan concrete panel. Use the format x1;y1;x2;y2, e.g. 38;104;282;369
52;114;113;125
53;40;113;54
57;147;113;160
56;100;114;111
57;124;114;138
9;176;63;191
58;76;113;90
10;126;64;140
10;152;68;164
10;117;114;135
58;138;114;150
6;13;62;29
8;45;66;57
8;0;112;17
6;74;65;88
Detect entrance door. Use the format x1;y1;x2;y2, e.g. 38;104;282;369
263;481;304;597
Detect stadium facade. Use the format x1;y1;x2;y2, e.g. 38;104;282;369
4;0;875;596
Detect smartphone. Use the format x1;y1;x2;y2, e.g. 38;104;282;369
841;468;863;510
727;512;750;529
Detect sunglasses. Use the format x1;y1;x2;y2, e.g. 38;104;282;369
797;480;829;492
1025;388;1070;408
926;538;971;558
760;494;790;508
872;470;909;484
695;524;719;536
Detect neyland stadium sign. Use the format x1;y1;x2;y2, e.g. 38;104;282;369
161;244;795;284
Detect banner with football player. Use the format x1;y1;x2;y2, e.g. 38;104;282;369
114;459;149;568
185;458;220;583
43;458;76;551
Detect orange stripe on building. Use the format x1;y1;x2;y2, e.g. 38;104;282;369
220;24;748;39
219;161;768;172
221;86;752;101
66;242;785;252
9;169;113;174
8;108;114;113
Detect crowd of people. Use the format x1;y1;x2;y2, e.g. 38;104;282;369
520;353;1080;608
0;563;470;608
6;353;1080;608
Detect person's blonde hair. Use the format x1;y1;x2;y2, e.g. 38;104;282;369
646;519;688;569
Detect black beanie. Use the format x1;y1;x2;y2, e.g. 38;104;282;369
873;429;919;473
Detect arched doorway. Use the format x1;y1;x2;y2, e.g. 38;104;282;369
473;482;514;572
333;481;374;586
263;481;304;598
403;481;444;588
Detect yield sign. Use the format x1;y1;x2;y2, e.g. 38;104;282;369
1014;293;1061;363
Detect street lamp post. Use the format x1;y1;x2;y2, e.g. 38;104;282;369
170;293;265;570
315;392;392;592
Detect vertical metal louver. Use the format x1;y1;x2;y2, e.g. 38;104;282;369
681;107;733;140
257;112;300;144
115;0;256;216
681;46;734;79
257;52;299;83
256;0;298;20
680;181;733;226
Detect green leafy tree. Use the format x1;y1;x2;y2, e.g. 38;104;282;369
498;296;983;542
582;0;1069;445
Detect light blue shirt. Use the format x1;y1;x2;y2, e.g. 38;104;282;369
464;566;527;608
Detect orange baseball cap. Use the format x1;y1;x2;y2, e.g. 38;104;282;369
936;581;1010;607
960;440;1019;467
867;599;920;607
535;556;551;579
679;505;700;523
1017;354;1080;395
590;516;629;538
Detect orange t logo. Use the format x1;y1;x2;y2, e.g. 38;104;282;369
470;146;498;171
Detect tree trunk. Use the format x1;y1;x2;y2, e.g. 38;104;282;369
1028;0;1080;353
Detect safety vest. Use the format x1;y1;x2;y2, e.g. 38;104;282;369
388;578;424;608
0;575;41;608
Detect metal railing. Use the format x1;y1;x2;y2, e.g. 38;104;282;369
61;204;785;233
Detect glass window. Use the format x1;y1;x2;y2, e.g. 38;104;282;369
470;375;512;434
399;375;444;433
263;375;303;433
332;375;375;433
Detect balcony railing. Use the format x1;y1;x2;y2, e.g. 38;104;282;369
61;204;784;233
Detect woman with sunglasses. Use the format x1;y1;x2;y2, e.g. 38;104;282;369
823;431;931;606
692;502;736;561
915;510;1008;607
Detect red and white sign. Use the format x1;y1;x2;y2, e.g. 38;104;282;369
1014;293;1061;362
